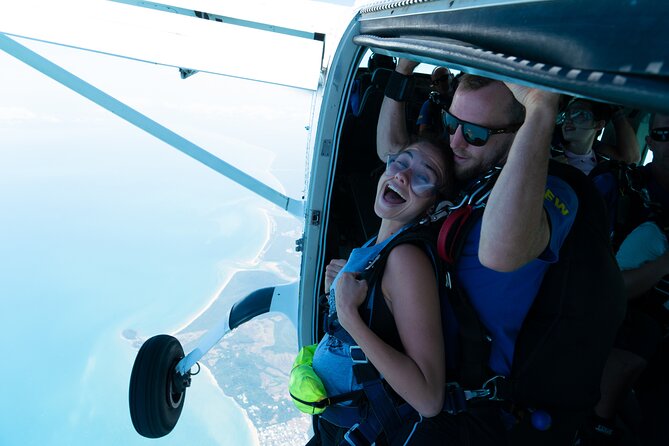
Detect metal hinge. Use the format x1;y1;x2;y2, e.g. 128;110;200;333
320;139;332;157
310;210;321;226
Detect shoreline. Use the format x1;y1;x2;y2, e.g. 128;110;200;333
173;205;306;444
198;362;260;446
171;199;277;335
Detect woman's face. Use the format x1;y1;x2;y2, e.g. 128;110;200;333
560;101;600;145
374;142;447;225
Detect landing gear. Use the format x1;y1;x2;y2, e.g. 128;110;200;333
129;334;191;438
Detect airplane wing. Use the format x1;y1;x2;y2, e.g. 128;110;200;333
0;0;325;90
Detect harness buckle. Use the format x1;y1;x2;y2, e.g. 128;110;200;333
343;423;371;446
463;388;492;400
482;375;506;401
349;346;368;364
442;377;508;415
443;382;468;414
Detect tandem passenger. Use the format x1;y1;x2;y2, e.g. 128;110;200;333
305;137;455;445
550;98;641;243
552;98;640;174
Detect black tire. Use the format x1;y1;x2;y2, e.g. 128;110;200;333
129;334;186;438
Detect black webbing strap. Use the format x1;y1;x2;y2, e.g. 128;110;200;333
361;225;439;340
338;361;416;446
438;206;494;388
290;389;364;409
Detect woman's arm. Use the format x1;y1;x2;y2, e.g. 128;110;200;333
335;244;445;417
622;250;669;299
597;111;641;164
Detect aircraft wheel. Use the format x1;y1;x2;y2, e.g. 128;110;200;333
129;334;187;438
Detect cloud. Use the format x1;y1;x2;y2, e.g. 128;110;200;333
0;106;60;123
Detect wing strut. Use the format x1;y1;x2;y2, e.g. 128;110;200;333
0;33;304;218
109;0;326;42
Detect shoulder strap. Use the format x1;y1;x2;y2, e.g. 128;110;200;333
359;225;442;340
435;205;493;387
431;169;507;387
595;161;655;250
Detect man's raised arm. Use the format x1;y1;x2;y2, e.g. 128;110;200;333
480;86;561;271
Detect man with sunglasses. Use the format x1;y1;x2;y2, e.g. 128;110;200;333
376;60;617;444
552;98;640;175
416;66;455;137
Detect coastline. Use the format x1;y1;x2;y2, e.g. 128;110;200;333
171;198;277;335
174;205;308;444
194;363;260;446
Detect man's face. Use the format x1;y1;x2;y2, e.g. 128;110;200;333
647;114;669;171
431;68;452;96
448;82;517;181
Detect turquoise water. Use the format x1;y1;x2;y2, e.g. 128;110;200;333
0;138;268;445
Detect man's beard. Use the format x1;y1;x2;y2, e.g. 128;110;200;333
455;154;507;183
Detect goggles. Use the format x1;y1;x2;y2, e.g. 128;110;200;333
385;151;441;197
443;111;519;147
650;127;669;142
556;108;594;126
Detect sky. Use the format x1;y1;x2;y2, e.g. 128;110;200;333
0;1;355;445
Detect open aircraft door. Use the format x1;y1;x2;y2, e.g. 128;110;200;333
0;0;342;438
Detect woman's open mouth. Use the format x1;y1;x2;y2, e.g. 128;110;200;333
383;183;407;204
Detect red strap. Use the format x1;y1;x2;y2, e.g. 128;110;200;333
437;205;473;264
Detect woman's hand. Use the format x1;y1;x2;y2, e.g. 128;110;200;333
324;258;347;292
334;272;368;330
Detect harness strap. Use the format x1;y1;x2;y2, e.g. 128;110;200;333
341;404;416;446
290;389;364;409
437;205;473;264
436;205;493;388
353;363;404;439
342;363;417;446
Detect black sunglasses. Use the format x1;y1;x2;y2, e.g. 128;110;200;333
650;127;669;142
442;111;520;147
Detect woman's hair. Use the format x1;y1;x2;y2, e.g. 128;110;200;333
403;135;455;200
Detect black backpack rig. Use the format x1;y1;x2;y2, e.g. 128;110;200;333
425;160;626;440
588;159;655;252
